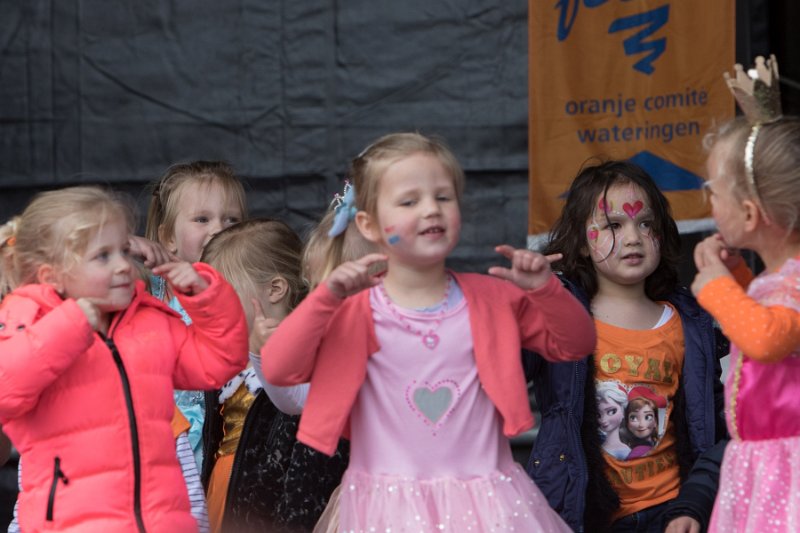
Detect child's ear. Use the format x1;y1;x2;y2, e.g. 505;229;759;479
741;199;762;232
36;263;64;295
158;224;177;255
355;210;382;243
267;276;289;304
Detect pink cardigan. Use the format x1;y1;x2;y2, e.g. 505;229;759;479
0;263;248;533
262;272;596;456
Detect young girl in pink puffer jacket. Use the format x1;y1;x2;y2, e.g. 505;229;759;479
0;186;248;532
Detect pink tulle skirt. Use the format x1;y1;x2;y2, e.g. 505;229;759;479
709;435;800;533
314;463;570;533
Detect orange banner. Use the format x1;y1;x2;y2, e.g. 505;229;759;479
528;0;735;241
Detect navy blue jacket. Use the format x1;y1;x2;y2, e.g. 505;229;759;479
524;279;727;532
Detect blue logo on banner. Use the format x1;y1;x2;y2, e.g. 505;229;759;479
557;151;702;200
628;151;703;191
556;1;670;75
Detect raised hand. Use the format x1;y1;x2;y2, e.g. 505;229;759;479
128;235;176;268
251;297;281;353
488;245;562;291
152;262;208;296
75;298;103;331
325;253;388;299
697;233;741;271
691;234;734;296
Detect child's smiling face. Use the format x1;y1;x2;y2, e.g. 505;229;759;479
58;216;135;319
366;152;461;268
165;180;243;263
627;404;656;438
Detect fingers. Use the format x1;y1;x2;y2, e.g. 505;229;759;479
701;241;725;268
75;298;102;331
544;253;563;264
358;253;388;279
664;516;701;533
326;257;386;298
494;244;516;261
690;274;703;297
487;266;512;281
149;246;173;267
693;240;708;270
494;246;551;272
495;245;559;266
152;262;208;295
150;262;176;277
694;234;724;271
356;253;389;269
129;236;173;268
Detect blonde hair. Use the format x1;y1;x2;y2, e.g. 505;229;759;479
302;211;377;289
310;132;463;286
0;186;134;297
145;160;248;245
201;218;306;311
708;116;800;233
352;132;464;218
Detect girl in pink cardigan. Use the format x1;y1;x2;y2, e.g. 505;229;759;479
261;133;596;532
0;186;248;532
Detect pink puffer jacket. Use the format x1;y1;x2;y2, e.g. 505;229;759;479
0;263;248;533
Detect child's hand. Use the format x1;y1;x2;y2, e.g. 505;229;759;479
152;262;209;296
326;253;388;299
664;516;701;533
128;235;176;268
76;298;102;331
699;233;742;271
251;298;280;353
488;245;562;290
691;235;734;296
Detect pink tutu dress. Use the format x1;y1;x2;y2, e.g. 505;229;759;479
314;281;570;533
708;258;800;532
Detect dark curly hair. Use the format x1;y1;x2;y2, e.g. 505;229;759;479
544;159;680;300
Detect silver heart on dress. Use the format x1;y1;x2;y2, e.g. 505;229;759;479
413;386;453;424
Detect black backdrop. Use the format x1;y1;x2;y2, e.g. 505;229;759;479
0;1;795;273
0;0;533;272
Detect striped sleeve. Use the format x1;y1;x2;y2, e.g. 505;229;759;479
176;431;210;533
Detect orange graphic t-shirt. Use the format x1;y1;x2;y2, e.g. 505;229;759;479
593;303;683;520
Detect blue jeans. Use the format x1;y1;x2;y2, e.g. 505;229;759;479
610;500;672;533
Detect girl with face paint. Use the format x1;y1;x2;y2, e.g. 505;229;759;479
524;160;729;532
259;133;593;533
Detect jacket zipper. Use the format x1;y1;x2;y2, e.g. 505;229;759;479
46;456;69;521
104;332;147;533
572;359;588;527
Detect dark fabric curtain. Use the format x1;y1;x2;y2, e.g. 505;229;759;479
0;0;790;273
